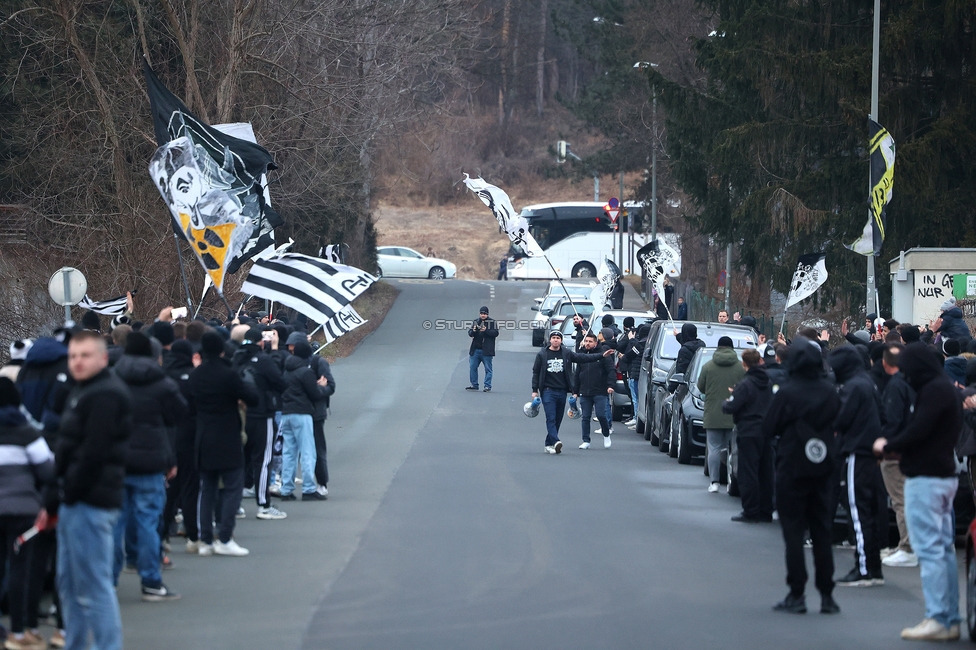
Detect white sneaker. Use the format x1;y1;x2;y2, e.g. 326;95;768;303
579;442;591;449
269;482;282;496
623;418;637;426
185;540;200;554
608;427;614;435
592;416;600;422
236;506;246;519
241;487;255;498
554;441;563;454
882;550;919;567
901;618;954;641
256;505;287;520
604;435;612;449
707;482;719;493
880;547;895;558
316;485;329;497
294;477;303;485
214;539;249;557
545;445;557;454
197;543;214;556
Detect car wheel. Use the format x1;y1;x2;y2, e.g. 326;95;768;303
643;397;653;441
376;266;384;279
676;417;692;464
668;410;679;458
428;266;446;280
636;413;645;435
572;262;596;278
727;436;740;496
658;415;670;453
650;408;661;446
968;544;976;640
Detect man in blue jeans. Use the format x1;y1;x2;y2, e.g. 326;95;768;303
574;332;615;449
40;331;132;650
467;306;498;392
875;342;963;641
531;331;610;454
279;342;330;500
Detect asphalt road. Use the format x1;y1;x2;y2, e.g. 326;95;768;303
116;279;961;650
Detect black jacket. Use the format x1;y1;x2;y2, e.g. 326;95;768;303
16;337;70;436
881;371;915;441
674;323;705;376
609;282;624;309
885;342;962;478
164;353;197;455
617;334;645;380
468;317;499;357
281;354;329;416
762;342;841;477
48;368;132;512
0;407;55;517
232;344;287;419
114;355;187;475
532;347;604;394
722;366;772;438
828;346;883;457
188;357;259;472
307;355;336;420
764;361;788;392
575;343;616;396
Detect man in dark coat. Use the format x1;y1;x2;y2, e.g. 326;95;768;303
41;331;132;649
674;322;705;377
279;342;330;500
307;350;335;499
112;332;186;600
722;348;773;522
878;343;917;568
875;342;963;641
933;297;972;342
187;332;258;557
163;340;201;553
574;332;615;449
609;279;624;309
763;341;841;615
467;306;499;392
676;296;688;321
827;345;885;587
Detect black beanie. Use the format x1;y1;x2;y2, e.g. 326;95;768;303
124;331;154;357
0;377;20;408
717;336;734;348
943;339;961;357
480;306;489;315
601;314;615;327
170;339;195;360
201;332;225;357
152;321;175;347
293;341;313;359
81;310;101;332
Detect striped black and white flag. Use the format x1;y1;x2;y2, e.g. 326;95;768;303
319;245;343;264
78;294;128;316
241;253;376;325
322;305;367;345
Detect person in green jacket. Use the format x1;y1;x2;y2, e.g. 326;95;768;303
697;336;745;493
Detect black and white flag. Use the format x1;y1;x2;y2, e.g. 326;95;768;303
785;253;828;308
241;253;376;325
589;258;621;309
636;239;679;298
321;305;367;345
320;245;343;264
462;174;544;258
78;294;128;317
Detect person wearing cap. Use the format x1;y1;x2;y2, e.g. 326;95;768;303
467;307;498;392
575;332;615;449
697;336;745;492
187;332;259;557
233;328;288;520
1;339;32;382
531;331;611;454
279;342;330;500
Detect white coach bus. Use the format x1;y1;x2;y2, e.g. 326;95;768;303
507;202;670;279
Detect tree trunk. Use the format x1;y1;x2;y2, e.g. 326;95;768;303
498;0;511;126
536;0;547;117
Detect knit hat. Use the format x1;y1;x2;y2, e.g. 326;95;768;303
9;339;32;362
622;317;635;329
480;306;489;315
0;377;20;408
244;327;265;344
286;331;306;346
600;327;616;342
170;339;195;360
901;325;921;343
717;336;734;348
852;330;871;344
111;314;131;331
124;331;154;357
549;330;563;339
943;338;961;357
151;321;175;347
81;310;101;332
940;297;957;312
293;341;313;359
201;332;225;357
601;314;615;327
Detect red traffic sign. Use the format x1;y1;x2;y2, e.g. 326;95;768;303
604;197;620;223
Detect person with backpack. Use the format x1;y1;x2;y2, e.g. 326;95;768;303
233;328;288;520
763;340;842;615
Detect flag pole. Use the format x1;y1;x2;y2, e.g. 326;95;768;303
866;0;881;315
542;255;581;321
193;284;210;319
173;232;194;313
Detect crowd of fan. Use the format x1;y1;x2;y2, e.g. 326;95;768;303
0;303;333;649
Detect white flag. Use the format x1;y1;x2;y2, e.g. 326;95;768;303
462;174;544;258
636;240;678;299
589;258;621;309
785;253;828;308
321;305;367;345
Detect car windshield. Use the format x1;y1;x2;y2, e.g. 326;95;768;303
598;312;655;328
659;330;682;360
557;302;594;317
401;249;423;259
541;295;561;311
658;323;757;360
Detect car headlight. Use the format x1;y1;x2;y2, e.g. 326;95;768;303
692;393;704;409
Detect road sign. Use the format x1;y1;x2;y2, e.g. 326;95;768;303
604;197;620;223
48;267;87;324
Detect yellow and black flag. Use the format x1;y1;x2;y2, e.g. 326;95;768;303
847;119;895;256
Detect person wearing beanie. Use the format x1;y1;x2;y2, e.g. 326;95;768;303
279;341;330;500
187;331;259;557
80;310;102;332
0;339;32;382
942;339;967;386
150;321;176;371
112;331;187;601
933;297;972;342
600;314;621;339
231;327;289;519
466;306;498;392
697;336;745;492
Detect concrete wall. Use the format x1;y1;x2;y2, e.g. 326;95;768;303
890;249;976;325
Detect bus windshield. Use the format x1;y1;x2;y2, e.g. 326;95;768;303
510;203;645;255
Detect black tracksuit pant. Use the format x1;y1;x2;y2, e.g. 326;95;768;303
313;418;329;487
840;453;884;577
736;436;774;519
247;417;276;508
0;515;41;633
777;473;835;597
175;440;199;542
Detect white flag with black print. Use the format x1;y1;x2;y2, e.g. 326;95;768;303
241;253;376;325
320;245;343;264
636;240;679;298
589;258;621;309
321;304;367;345
462;174;544;258
785;253;828;308
78;294;128;317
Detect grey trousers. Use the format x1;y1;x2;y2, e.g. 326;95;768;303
706;428;733;483
880;459;912;552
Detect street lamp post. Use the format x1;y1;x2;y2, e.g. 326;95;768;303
634;62;659;242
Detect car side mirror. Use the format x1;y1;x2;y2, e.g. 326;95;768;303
531;305;539;311
671;373;685;384
541;309;553;316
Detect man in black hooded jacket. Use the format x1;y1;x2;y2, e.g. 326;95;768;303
722;349;773;522
674;322;705;377
763;341;841;615
827;345;885;588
